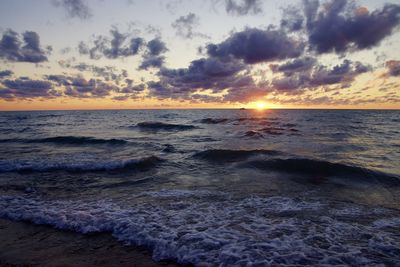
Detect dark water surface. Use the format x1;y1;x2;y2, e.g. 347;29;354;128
0;109;399;266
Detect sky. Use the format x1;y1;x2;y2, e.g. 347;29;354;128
0;0;400;110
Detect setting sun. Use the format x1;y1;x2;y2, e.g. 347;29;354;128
255;101;267;110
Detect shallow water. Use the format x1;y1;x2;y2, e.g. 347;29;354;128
0;109;399;266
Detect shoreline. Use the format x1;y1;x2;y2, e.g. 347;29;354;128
0;218;180;267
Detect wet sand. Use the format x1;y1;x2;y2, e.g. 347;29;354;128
0;218;180;267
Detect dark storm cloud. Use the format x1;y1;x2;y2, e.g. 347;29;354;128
0;78;58;100
206;28;304;64
172;13;209;39
53;0;92;20
303;0;400;54
0;30;50;63
225;0;262;16
271;60;371;92
139;38;168;70
385;60;400;77
0;70;13;79
78;28;145;60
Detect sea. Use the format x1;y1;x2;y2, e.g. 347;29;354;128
0;109;399;266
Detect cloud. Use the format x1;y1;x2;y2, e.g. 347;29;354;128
104;29;144;59
0;30;50;63
43;75;119;98
0;70;13;79
139;56;165;70
146;38;168;56
145;25;303;102
139;38;168;70
271;59;371;93
112;82;145;100
171;13;209;39
303;0;400;54
0;78;58;100
270;57;316;76
78;28;145;60
45;74;72;85
268;92;400;106
53;0;92;20
147;56;256;102
225;0;263;16
385;60;400;77
118;82;145;94
280;6;304;32
206;28;304;64
64;78;118;98
41;74;147;100
58;61;128;84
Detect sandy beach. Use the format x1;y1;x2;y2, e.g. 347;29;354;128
0;218;180;267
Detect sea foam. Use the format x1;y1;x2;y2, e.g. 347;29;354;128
1;191;399;266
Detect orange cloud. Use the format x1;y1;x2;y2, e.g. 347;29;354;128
354;7;369;16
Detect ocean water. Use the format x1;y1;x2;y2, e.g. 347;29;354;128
0;109;399;266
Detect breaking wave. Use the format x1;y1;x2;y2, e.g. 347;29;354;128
0;156;163;173
0;192;399;266
0;136;128;145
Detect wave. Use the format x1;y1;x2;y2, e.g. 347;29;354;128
193;149;400;185
35;114;62;118
244;130;264;138
135;121;196;131
242;158;400;185
197;117;284;125
162;144;176;153
258;127;285;135
0;127;32;134
193;149;281;162
0;193;398;266
0;136;128;145
198;118;229;124
198;117;269;124
0;156;163;173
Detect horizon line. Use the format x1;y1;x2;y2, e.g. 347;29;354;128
0;107;399;112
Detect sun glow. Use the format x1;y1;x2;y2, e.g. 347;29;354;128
255;101;267;110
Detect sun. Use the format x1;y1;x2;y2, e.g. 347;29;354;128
255;101;267;110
